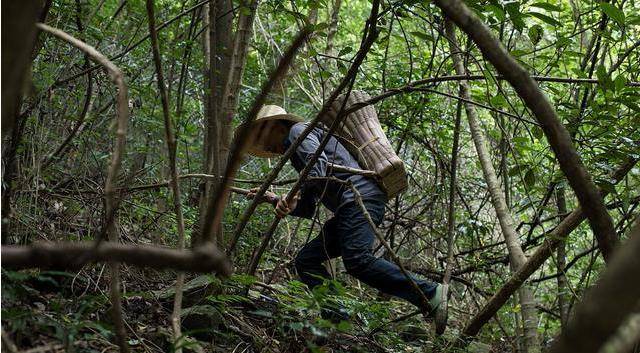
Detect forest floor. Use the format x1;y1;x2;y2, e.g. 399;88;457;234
2;267;498;353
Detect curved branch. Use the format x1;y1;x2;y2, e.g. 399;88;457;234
36;22;131;353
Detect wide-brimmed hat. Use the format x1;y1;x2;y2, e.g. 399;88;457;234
243;105;304;158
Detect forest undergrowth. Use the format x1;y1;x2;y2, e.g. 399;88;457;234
2;0;639;352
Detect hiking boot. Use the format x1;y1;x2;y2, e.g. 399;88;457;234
433;284;449;335
423;283;448;335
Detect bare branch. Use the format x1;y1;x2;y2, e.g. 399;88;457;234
1;242;232;274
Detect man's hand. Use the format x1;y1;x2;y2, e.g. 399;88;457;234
274;191;300;218
246;187;279;206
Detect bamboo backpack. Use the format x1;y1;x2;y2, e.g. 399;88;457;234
320;90;408;199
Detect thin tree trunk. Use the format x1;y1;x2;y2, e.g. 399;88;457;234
145;1;188;350
556;185;569;328
212;0;233;169
197;1;228;245
444;19;539;352
220;0;258;169
440;98;462;334
198;3;213;246
197;0;233;245
325;0;342;57
1;0;43;240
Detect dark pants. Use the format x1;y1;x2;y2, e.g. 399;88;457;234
294;199;437;308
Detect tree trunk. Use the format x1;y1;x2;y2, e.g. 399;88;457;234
325;0;342;57
197;0;233;245
220;0;258;168
444;19;539;352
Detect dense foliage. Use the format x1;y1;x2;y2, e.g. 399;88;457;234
2;0;639;352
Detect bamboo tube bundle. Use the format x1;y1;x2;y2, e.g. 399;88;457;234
320;90;408;198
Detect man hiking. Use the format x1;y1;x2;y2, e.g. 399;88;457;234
242;104;446;332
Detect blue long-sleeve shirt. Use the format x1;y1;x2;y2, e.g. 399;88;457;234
284;122;387;219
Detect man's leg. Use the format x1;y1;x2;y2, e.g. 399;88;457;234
295;218;352;323
294;217;341;289
338;200;439;308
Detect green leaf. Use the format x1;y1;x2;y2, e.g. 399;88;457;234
490;94;507;107
513;304;522;313
524;168;536;188
337;46;353;57
313;22;329;31
337;60;348;75
248;309;273;318
530;2;562;12
596;179;617;194
229;274;257;286
599;2;625;26
555;36;572;49
596;65;613;91
614;74;627;92
532;126;544;139
505;2;526;31
410;31;433;42
508;164;528;177
528;24;544;45
486;4;506;21
510;49;527;57
337;320;352;331
289;322;304;331
319;71;332;80
528;11;561;26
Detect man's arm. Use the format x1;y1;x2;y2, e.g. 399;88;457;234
247;187;316;219
287;187;317;219
291;124;329;182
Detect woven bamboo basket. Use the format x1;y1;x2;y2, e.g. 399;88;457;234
321;90;408;199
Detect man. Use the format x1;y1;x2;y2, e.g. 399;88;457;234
243;105;446;331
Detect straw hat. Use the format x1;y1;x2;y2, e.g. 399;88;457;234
244;105;304;158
